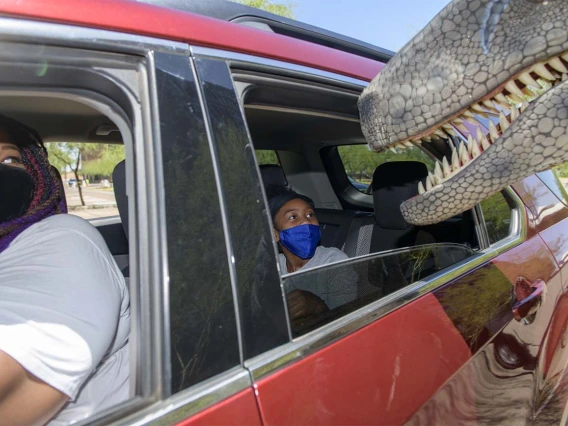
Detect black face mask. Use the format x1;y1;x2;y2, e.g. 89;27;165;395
0;163;34;223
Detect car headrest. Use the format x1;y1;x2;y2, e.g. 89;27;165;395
112;160;129;239
373;161;428;230
259;164;287;187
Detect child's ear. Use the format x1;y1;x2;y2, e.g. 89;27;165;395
273;228;280;243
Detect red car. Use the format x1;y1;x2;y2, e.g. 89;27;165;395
1;0;568;425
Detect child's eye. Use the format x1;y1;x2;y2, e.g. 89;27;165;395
287;214;297;221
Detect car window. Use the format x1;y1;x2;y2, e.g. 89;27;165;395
480;192;513;245
538;167;568;207
285;243;474;337
338;144;435;193
46;142;123;220
256;149;280;165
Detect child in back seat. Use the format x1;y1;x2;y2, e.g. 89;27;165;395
266;185;357;328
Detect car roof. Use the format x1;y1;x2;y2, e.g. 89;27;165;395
0;0;385;82
136;0;395;63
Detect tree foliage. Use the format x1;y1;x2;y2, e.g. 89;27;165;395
233;0;295;18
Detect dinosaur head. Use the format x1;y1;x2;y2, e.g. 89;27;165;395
359;0;568;225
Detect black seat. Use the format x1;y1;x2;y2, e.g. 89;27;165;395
112;160;130;277
259;164;288;187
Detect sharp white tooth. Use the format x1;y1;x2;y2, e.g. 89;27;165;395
418;181;425;195
477;127;491;150
442;124;458;136
520;100;530;112
518;72;540;89
471;103;485;114
442;156;451;177
467;135;474;155
462;110;484;127
426;175;433;190
499;111;509;132
435;161;444;182
563;73;568;82
422;135;432;142
412;138;422;145
459;145;470;165
434;129;447;139
510;104;520;121
549;57;568;74
389;146;398;153
561;53;568;63
453;121;470;134
397;142;407;151
471;137;482;158
489;120;500;142
404;140;414;148
505;81;525;98
533;63;556;81
451;147;461;171
482;99;499;112
507;92;524;104
494;92;510;107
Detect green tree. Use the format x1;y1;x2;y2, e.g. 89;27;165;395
46;142;87;206
232;0;295;18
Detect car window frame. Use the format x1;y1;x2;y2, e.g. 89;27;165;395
190;46;528;383
0;16;255;426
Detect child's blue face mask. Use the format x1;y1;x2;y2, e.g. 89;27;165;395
279;224;321;259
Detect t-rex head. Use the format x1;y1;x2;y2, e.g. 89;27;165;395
359;0;568;225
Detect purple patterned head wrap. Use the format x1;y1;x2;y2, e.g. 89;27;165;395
0;116;67;254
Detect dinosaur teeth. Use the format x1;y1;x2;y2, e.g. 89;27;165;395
549;57;568;74
499;111;510;132
533;63;556;81
453;120;470;134
494;92;510;107
505;81;525;98
489;120;500;142
442;124;457;136
482;99;499;113
510;104;520;122
471;135;482;158
477;127;491;150
518;72;540;90
451;147;460;171
520;100;530;112
434;161;444;181
418;181;425;195
442;156;451;177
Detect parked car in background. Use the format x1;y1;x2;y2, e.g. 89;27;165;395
2;0;568;425
67;178;77;188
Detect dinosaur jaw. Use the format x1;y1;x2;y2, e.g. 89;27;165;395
400;56;568;226
407;52;568;197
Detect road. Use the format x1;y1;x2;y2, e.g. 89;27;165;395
65;185;119;220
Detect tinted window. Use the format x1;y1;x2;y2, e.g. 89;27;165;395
284;244;473;337
156;53;240;392
480;192;512;245
538;168;568;207
338;144;435;192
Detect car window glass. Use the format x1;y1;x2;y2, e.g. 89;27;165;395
338;144;435;193
46;142;123;220
480;192;513;245
538;167;568;207
284;243;474;337
256;149;280;165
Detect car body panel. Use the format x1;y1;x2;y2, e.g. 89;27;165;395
175;389;262;426
255;293;471;425
0;0;383;81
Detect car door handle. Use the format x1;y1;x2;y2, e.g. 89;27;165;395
512;277;546;322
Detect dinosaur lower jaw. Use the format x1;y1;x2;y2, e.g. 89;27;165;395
399;74;568;226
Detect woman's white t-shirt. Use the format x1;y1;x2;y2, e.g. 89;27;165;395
0;214;130;425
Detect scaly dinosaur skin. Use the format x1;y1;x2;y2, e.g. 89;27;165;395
359;0;568;225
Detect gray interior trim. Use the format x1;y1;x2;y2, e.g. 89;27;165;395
0;16;188;56
245;187;526;380
244;104;360;123
191;46;369;89
88;215;122;226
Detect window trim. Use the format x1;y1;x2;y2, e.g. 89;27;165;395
245;185;526;381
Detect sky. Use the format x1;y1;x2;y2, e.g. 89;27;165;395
286;0;451;52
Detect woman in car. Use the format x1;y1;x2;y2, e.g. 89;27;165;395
267;185;357;327
0;116;130;425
